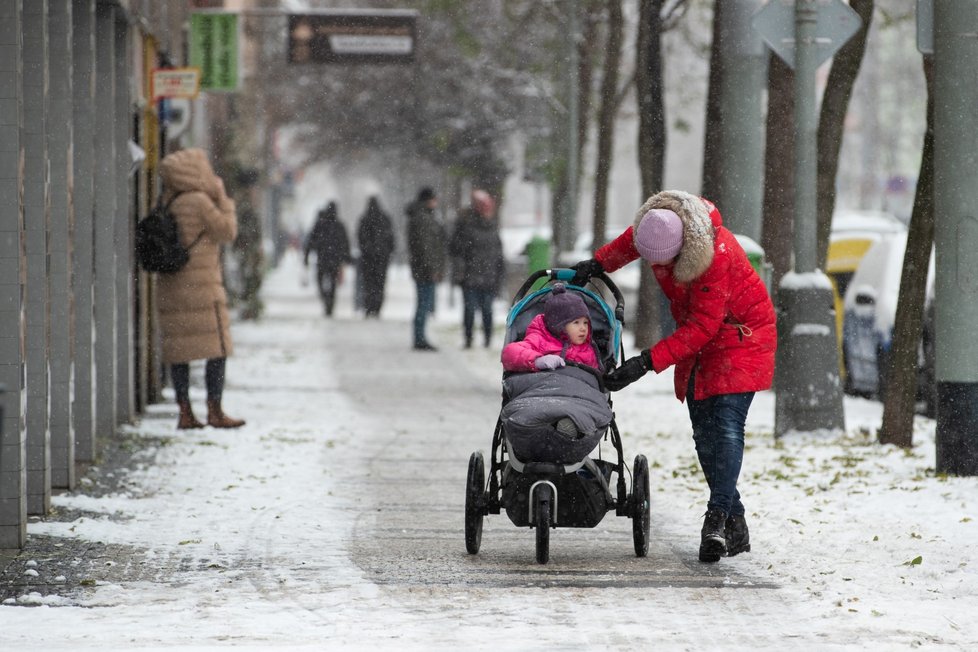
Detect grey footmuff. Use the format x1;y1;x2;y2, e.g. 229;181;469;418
500;366;613;464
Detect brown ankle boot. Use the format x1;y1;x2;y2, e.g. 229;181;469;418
177;401;204;430
206;400;245;429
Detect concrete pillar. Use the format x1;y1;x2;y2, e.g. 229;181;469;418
71;0;95;464
48;0;74;489
114;16;133;425
934;0;978;475
93;2;117;443
0;0;27;549
23;0;51;515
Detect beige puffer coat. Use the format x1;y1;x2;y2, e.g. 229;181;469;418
157;148;237;364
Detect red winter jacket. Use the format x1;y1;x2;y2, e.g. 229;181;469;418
501;314;601;373
595;191;776;402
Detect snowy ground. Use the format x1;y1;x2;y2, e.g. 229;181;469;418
1;251;975;650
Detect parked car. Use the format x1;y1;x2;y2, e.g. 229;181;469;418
827;210;907;373
841;230;935;415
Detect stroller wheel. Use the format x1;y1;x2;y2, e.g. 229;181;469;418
465;452;485;554
534;484;552;564
632;454;651;557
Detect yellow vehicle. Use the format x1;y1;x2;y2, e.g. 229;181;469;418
826;211;906;380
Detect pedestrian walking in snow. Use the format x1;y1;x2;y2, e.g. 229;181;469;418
406;187;447;351
304;202;352;317
356;196;396;318
157;148;246;430
450;189;505;348
571;190;776;563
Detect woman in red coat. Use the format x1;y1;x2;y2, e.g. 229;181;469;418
572;190;776;563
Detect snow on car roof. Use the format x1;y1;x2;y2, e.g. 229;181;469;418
830;209;906;241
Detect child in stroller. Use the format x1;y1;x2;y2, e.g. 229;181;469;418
500;283;609;461
501;283;601;373
465;270;650;564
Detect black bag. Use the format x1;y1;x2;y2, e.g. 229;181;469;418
135;193;200;273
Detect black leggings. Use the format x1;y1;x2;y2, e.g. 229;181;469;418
171;358;226;403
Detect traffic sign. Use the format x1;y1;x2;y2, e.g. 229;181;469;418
916;0;933;54
288;12;417;64
151;68;201;100
751;0;862;70
189;12;239;91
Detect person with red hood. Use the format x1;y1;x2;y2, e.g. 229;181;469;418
571;190;776;563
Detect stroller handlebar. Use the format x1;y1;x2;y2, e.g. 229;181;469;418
511;268;626;325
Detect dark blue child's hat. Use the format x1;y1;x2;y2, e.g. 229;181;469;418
543;283;589;337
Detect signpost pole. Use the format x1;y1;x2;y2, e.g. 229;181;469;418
792;0;817;275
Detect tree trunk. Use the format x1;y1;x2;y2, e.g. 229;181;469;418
577;4;601;193
700;0;724;201
634;0;666;348
592;0;624;253
815;0;874;270
761;53;795;290
552;1;599;254
878;56;935;448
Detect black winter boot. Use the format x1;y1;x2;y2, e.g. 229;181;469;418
699;508;727;562
725;513;751;557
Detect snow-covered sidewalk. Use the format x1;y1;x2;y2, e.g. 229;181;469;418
1;251;975;650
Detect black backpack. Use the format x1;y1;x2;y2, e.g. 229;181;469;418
135;192;201;273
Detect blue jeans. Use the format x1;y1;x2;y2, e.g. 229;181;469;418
686;376;754;516
462;287;494;345
413;281;436;345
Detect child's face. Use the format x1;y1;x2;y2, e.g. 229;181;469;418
564;317;589;345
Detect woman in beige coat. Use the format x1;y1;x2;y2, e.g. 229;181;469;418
158;148;245;429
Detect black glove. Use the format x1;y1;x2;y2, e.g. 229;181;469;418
604;350;653;392
570;258;604;287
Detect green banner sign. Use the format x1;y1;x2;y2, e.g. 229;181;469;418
190;13;239;92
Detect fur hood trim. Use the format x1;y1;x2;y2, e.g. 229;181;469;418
633;190;715;283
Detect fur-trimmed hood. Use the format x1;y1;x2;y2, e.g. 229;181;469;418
160;148;223;200
633;190;716;283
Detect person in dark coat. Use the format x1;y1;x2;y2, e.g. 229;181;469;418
304;202;351;316
406;187;447;351
356;196;396;318
450;189;505;348
571;190;777;564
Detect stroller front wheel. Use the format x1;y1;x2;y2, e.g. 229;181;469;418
465;452;486;554
534;484;553;564
632;454;651;557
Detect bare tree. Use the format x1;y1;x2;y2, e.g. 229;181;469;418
634;0;663;348
761;53;795;290
700;0;724;202
632;0;690;348
815;0;875;269
878;55;935;448
591;0;624;255
552;0;604;252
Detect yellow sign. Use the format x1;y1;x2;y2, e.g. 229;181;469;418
151;68;201;100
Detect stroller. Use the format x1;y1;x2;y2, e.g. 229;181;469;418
464;269;651;564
